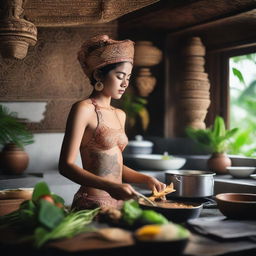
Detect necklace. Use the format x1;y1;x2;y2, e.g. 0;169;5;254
91;98;114;111
97;105;115;111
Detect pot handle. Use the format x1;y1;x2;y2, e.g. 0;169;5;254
174;175;181;182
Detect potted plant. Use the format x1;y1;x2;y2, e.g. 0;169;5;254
0;105;34;174
185;116;239;174
119;92;150;136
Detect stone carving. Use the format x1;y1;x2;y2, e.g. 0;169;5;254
134;41;162;97
179;37;211;130
0;0;37;59
23;0;159;27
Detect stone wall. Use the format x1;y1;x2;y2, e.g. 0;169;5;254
0;22;117;132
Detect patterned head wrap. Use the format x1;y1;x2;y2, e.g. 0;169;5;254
77;34;134;78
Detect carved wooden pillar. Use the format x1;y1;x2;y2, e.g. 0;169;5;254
0;0;37;59
179;37;211;130
134;41;162;97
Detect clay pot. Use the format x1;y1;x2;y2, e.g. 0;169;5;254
134;41;162;67
0;143;29;175
207;153;231;174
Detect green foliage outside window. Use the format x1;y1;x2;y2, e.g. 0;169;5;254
229;53;256;157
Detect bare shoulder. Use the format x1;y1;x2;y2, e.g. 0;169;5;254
114;108;126;118
71;99;95;115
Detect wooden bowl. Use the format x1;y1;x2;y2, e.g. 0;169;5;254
0;198;25;216
216;193;256;220
0;188;33;200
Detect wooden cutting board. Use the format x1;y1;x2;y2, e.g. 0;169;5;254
48;228;135;252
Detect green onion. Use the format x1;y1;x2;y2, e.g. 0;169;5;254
34;208;100;248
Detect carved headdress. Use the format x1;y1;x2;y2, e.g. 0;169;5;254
78;35;135;78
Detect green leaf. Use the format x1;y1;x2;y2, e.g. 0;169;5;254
0;104;34;148
212;116;226;138
38;199;65;229
121;200;142;225
139;210;168;225
232;67;245;84
51;193;65;205
32;182;51;201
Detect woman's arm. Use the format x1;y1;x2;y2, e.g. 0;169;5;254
122;165;166;192
58;101;136;200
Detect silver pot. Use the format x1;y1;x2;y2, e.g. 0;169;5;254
165;170;215;198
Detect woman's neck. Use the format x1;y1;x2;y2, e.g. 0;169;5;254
90;93;111;108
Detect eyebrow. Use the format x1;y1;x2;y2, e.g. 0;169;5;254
116;71;131;77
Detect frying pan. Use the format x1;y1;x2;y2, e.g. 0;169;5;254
139;200;203;223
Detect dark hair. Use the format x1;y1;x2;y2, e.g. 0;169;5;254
90;62;129;85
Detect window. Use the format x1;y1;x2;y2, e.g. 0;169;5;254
228;53;256;156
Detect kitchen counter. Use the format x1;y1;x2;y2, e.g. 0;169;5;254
1;170;256;206
0;206;256;256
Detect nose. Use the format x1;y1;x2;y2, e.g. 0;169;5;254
121;79;128;88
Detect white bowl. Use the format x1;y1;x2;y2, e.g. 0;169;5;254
124;154;186;170
226;166;256;178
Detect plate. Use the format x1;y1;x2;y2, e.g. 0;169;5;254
226;166;255;178
250;174;256;179
124;154;186;170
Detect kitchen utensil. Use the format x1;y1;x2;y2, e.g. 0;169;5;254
139;200;203;223
124;154;186;170
215;193;256;220
125;135;153;154
165;170;215;198
134;191;156;206
226;166;255;178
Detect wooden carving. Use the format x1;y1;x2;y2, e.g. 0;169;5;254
179;37;211;130
0;0;37;59
24;0;159;27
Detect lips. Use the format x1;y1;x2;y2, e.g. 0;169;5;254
118;90;125;94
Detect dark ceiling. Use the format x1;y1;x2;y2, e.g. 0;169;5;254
118;0;256;33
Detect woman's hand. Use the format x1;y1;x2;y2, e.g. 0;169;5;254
106;182;137;200
145;176;166;192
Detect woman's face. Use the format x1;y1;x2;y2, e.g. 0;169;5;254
101;62;133;99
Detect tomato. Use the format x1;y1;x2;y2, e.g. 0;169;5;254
55;202;64;208
40;195;55;204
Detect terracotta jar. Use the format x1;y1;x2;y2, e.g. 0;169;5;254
207;153;231;174
0;143;29;175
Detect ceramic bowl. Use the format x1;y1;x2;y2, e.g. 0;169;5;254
216;193;256;220
134;224;189;255
226;166;255;178
124;154;186;170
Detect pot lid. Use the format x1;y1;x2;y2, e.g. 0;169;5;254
128;135;153;147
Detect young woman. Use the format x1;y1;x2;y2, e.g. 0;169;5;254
58;35;165;210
